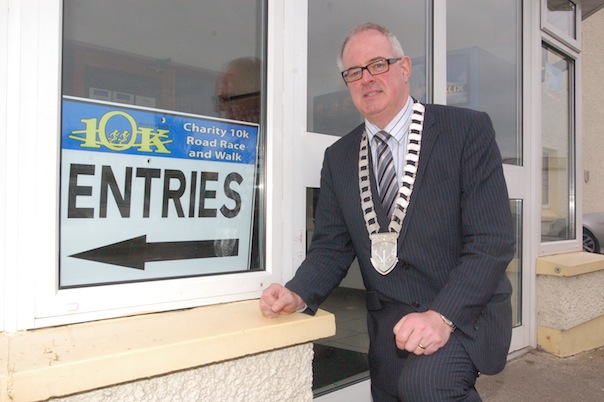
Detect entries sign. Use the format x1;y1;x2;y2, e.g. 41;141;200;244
59;97;259;288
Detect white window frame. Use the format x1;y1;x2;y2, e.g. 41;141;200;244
540;0;581;52
2;0;290;331
1;0;9;332
538;22;583;257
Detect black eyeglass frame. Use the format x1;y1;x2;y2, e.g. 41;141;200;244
341;57;402;83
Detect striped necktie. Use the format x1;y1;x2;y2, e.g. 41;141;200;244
375;130;398;216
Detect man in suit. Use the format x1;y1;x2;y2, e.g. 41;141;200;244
260;22;514;401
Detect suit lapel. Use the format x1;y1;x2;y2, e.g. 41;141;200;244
397;105;438;245
361;105;440;242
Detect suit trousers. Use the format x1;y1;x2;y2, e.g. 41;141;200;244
366;293;481;401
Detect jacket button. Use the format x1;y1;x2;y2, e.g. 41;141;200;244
412;301;420;308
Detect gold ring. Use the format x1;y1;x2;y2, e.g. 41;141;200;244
418;343;426;349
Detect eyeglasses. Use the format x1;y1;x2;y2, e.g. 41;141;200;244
341;58;402;83
215;91;261;104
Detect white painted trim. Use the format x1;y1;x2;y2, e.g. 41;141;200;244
4;0;49;331
0;0;9;331
432;0;447;105
266;0;287;285
540;0;581;52
289;0;311;276
520;0;542;352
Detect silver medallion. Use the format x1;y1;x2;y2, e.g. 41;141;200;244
370;232;398;275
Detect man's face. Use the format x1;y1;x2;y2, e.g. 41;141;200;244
341;29;411;129
217;68;260;123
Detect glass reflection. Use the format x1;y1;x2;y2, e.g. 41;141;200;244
509;200;523;327
61;0;268;285
307;0;427;136
541;44;575;243
546;0;577;39
447;0;522;165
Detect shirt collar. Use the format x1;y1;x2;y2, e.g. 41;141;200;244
365;96;413;144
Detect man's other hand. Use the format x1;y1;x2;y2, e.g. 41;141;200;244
392;310;452;355
259;283;305;318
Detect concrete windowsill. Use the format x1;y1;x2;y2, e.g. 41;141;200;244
0;300;335;401
536;251;604;276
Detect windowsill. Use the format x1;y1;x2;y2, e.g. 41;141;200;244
0;300;335;402
536;251;604;276
536;251;604;356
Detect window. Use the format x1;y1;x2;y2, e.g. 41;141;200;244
306;1;427;395
446;0;524;330
60;0;266;287
33;0;271;327
509;199;523;327
540;43;575;243
447;0;522;165
541;0;580;51
545;0;577;39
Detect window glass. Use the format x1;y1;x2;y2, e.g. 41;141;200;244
546;0;577;39
447;0;522;165
307;187;369;395
60;0;266;288
509;200;523;327
541;44;575;242
306;3;426;394
307;0;427;136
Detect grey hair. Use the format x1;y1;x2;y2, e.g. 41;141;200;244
336;22;405;71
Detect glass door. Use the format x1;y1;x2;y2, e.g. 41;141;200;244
445;0;530;353
300;1;428;399
288;0;532;399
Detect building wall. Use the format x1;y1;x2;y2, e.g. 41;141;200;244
0;300;334;401
50;344;314;402
536;253;604;357
50;343;313;402
582;8;604;213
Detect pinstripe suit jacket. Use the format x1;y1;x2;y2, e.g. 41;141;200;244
287;103;514;376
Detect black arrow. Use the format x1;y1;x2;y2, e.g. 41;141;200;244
70;235;239;270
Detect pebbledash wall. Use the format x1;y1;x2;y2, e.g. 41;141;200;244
47;347;314;402
49;346;314;402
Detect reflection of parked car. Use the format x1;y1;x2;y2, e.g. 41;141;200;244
545;212;604;254
583;212;604;254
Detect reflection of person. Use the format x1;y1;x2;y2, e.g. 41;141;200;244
216;57;261;123
260;22;514;401
216;57;262;269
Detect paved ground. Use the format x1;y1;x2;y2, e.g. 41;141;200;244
476;347;604;401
